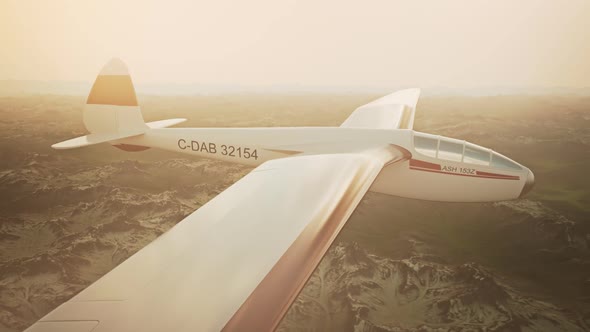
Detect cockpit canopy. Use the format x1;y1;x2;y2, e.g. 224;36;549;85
413;132;522;170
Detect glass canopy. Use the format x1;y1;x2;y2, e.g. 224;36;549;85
413;132;521;170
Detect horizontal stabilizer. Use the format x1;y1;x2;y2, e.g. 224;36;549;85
51;132;144;150
146;118;187;129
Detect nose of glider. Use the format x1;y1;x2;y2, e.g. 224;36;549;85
519;168;535;198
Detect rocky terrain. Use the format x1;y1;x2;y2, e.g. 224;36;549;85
282;242;584;331
0;94;588;331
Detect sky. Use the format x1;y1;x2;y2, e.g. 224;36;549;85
1;0;589;90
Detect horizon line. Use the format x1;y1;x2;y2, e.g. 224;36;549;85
0;80;589;97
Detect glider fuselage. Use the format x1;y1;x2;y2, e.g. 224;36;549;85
116;127;533;202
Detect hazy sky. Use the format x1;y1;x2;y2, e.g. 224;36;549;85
1;0;589;89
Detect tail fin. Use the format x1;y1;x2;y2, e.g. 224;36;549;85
52;58;185;150
84;58;147;135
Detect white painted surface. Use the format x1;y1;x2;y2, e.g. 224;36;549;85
51;132;144;149
341;88;420;129
146;118;187;129
27;150;400;332
83;104;147;134
98;58;130;76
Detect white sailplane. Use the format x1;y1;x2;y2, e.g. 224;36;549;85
27;58;534;332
